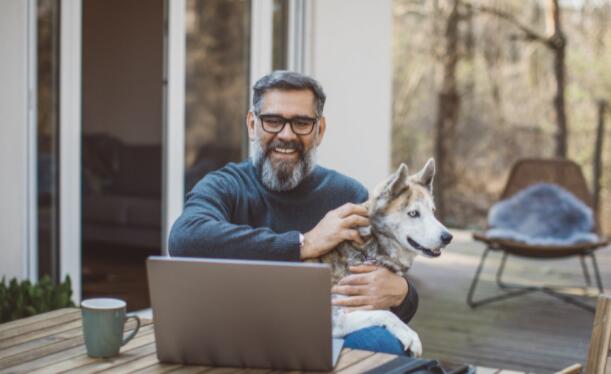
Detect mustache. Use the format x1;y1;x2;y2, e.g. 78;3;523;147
265;140;304;155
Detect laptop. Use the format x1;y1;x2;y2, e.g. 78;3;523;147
146;256;344;371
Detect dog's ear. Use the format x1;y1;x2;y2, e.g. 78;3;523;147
412;158;435;192
385;163;409;198
371;163;409;211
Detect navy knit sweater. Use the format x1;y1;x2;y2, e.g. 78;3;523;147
168;161;418;323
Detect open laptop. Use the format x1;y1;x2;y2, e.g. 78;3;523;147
146;256;344;371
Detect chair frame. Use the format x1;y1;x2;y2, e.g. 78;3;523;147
466;158;609;312
467;247;604;312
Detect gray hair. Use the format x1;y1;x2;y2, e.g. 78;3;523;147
252;71;326;117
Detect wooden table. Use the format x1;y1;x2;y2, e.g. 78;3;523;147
0;308;515;374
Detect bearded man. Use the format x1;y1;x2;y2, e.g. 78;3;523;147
168;71;418;355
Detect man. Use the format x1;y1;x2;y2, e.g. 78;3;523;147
169;71;418;355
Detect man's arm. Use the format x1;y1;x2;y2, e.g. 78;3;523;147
332;265;419;324
169;174;301;261
391;278;419;323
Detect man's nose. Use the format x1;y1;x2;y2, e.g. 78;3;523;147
440;231;453;245
277;122;298;139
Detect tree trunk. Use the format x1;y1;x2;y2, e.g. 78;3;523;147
434;0;460;221
549;0;568;158
592;100;607;221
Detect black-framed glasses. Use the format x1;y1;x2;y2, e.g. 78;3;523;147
256;114;319;135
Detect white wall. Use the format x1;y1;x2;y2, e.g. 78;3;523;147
308;0;392;191
0;1;30;280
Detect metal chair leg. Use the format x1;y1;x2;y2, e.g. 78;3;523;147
590;253;604;293
539;288;595;312
466;247;490;308
467;248;603;312
467;247;536;308
580;255;592;286
496;252;509;289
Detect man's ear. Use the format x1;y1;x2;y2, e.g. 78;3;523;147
413;158;435;192
316;116;326;145
246;111;256;141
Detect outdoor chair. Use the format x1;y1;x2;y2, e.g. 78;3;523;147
467;158;609;312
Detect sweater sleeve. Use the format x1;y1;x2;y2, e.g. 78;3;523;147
168;173;301;261
390;278;419;323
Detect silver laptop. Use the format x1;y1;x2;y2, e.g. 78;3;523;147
146;256;344;371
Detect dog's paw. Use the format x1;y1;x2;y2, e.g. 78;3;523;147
407;333;422;357
394;329;422;357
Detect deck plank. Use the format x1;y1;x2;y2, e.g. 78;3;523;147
26;324;155;374
0;309;81;341
0;316;144;367
0;319;82;349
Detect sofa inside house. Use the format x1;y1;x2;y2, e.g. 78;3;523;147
82;134;242;250
82;134;162;249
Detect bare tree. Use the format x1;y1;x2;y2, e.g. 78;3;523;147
593;100;607;220
470;0;569;158
434;0;461;220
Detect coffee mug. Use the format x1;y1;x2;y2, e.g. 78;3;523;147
80;298;141;358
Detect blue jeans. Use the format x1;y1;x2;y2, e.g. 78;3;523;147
343;326;406;356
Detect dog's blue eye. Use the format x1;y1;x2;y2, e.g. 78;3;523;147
408;210;420;218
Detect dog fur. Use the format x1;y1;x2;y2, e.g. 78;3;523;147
308;159;452;356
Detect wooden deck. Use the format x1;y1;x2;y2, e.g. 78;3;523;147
408;230;611;373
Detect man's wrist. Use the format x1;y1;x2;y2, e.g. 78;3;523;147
299;232;309;260
392;276;409;307
299;231;316;260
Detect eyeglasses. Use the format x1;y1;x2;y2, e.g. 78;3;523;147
256;114;319;135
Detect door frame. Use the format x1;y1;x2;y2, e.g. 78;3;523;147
162;0;186;256
59;0;82;303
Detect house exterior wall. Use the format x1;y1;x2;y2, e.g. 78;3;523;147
0;1;30;280
308;0;392;191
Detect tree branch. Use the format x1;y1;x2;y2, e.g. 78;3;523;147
463;1;552;47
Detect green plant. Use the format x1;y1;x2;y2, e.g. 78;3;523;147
0;275;75;323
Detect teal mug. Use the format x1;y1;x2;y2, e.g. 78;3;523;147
80;298;141;358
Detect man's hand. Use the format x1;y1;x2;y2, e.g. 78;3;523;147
331;265;408;311
300;203;369;260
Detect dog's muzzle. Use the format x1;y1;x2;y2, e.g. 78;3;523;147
407;237;441;257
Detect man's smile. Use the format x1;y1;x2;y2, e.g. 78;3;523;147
266;140;304;161
273;147;298;155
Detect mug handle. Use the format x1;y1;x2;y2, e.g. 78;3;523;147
121;314;141;346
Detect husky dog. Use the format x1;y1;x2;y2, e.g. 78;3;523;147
308;159;452;357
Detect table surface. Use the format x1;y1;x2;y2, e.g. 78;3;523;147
0;308;520;374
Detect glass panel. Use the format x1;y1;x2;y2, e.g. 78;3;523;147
185;0;251;194
82;0;164;311
37;0;60;282
272;0;288;70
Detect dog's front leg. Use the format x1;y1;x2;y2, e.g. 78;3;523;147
333;308;422;357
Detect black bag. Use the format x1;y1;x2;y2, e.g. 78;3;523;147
364;356;475;374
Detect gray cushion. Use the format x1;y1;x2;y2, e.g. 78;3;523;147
485;183;599;246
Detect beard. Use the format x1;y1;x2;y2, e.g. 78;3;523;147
251;136;318;192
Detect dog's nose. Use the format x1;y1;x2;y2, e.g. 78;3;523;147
441;231;453;245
